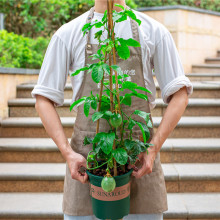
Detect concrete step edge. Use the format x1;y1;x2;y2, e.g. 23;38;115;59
185;73;220;76
17;81;220;90
0;163;220;181
192;64;220;68
1;117;220;128
205;57;220;61
8;98;220;107
1;138;220;152
0;192;220;218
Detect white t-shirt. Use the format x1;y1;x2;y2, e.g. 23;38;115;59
31;8;193;111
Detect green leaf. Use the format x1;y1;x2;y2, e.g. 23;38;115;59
120;95;131;106
92;132;104;143
126;10;141;26
95;30;103;41
116;45;130;60
136;122;146;143
84;99;91;117
102;63;110;75
82;22;91;32
123;38;140;47
104;111;113;117
112;148;128;165
138;122;150;142
116;13;128;23
92;112;104;122
91;99;97;110
133;110;150;122
128;118;136;130
135;93;149;101
83;136;93;145
89;53;104;61
102;10;108;23
110;65;123;75
122;81;137;90
93;143;101;154
93;132;115;155
114;3;125;10
94;21;103;28
135;140;148;152
147;119;153;128
70;97;86;111
112;11;124;22
136;86;152;94
71;66;89;76
92;65;103;83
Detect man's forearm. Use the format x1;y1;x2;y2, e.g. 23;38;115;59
35;95;89;183
150;86;189;153
35;95;74;161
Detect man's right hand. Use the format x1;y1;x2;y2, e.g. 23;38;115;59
66;151;89;184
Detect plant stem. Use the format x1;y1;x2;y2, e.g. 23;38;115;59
103;84;117;95
87;156;112;170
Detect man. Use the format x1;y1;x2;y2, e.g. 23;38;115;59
32;0;193;219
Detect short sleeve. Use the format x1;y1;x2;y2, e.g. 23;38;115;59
153;31;193;104
31;34;70;107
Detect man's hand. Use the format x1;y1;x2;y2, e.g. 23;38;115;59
128;146;157;178
66;151;89;184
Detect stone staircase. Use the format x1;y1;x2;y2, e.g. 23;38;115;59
185;49;220;81
0;50;220;219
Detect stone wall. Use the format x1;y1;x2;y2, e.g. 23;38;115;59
0;68;39;119
138;5;220;73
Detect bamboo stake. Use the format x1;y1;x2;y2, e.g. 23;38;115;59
96;53;107;134
107;0;117;177
109;0;126;173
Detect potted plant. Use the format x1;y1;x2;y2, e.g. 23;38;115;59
70;1;154;219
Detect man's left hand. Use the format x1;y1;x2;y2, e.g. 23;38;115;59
128;147;157;179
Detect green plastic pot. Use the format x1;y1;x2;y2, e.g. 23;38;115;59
86;168;133;220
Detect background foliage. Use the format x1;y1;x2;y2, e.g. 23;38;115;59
0;0;137;38
0;0;219;68
1;0;219;38
0;30;49;68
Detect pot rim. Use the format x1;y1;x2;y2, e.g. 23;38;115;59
86;168;133;180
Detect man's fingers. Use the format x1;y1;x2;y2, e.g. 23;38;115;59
75;169;89;184
132;162;150;179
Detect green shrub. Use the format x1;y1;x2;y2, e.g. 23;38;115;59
0;0;137;38
0;30;49;68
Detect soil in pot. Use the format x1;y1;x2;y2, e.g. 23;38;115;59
90;163;130;176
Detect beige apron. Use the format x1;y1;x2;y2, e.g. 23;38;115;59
62;6;168;216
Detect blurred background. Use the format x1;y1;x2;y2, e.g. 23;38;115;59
0;0;220;69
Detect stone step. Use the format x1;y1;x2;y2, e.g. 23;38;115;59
0;193;220;220
16;81;220;99
205;57;220;64
8;98;220;117
192;64;220;74
0;116;220;138
0;163;220;193
1;138;220;163
185;72;220;81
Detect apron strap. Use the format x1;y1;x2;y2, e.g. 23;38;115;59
85;5;140;53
